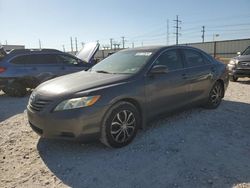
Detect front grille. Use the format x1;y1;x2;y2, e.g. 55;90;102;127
238;61;250;69
29;99;51;112
28;92;51;112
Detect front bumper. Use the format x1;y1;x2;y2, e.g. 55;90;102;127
228;68;250;78
27;104;110;141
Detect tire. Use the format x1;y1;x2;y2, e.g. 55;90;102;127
100;101;140;148
2;82;27;97
204;81;224;109
229;75;238;82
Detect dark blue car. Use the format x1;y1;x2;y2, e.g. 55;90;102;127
0;42;99;97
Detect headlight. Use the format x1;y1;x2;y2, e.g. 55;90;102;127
227;59;238;70
229;59;237;65
54;95;100;111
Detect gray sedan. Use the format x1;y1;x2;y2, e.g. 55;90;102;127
27;46;229;148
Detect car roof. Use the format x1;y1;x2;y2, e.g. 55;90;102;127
120;45;204;53
0;48;73;63
8;49;62;56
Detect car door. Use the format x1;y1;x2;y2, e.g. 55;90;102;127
145;49;189;117
10;54;61;85
56;54;90;74
28;54;63;82
181;49;215;103
10;54;39;78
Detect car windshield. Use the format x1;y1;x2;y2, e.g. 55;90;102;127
242;46;250;55
90;50;153;74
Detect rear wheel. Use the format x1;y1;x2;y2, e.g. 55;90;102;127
100;102;140;148
2;82;27;97
204;81;224;109
229;75;238;82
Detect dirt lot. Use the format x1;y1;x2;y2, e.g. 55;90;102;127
0;79;250;188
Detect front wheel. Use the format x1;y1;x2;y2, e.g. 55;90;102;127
204;81;224;109
229;75;238;82
100;102;140;148
2;82;27;97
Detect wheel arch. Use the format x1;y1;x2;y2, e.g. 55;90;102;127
110;97;144;129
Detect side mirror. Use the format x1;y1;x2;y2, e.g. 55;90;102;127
237;52;241;56
150;65;168;74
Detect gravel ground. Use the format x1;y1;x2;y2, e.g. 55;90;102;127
0;79;250;188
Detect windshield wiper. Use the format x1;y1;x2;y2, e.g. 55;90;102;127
95;70;111;74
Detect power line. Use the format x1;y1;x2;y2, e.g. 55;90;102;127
182;14;250;25
173;15;181;45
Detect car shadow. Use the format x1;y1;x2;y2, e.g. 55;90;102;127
37;100;250;188
0;91;30;122
237;79;250;85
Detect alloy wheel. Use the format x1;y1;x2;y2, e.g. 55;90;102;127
110;110;136;143
210;83;223;105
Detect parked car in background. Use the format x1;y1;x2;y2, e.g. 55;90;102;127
27;45;229;148
228;46;250;82
0;42;99;97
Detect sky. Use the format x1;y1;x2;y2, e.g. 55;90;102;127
0;0;250;51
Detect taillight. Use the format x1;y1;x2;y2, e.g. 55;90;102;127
0;67;6;73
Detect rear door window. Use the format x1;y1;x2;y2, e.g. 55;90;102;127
183;49;208;67
11;54;58;65
154;49;183;71
11;55;31;64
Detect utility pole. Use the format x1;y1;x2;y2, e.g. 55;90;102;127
201;26;205;43
70;37;73;53
141;42;143;47
121;36;125;49
132;42;134;48
62;45;65;52
173;15;181;45
38;39;41;50
81;42;85;48
5;40;7;45
167;19;169;45
110;38;113;49
75;37;78;52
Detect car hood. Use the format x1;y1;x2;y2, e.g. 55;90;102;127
35;71;130;97
76;42;99;63
233;55;250;62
